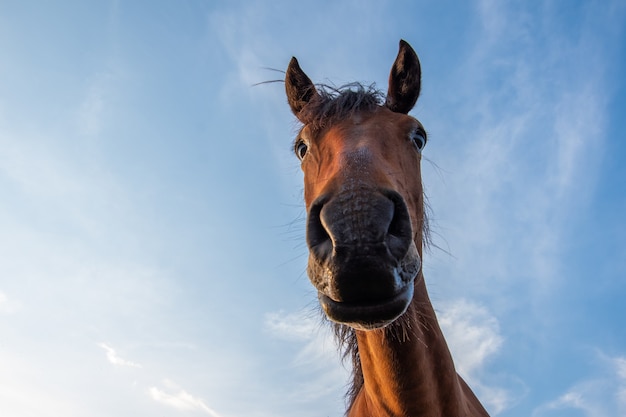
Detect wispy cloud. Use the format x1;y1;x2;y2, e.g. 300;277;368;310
423;0;618;304
617;357;626;411
264;309;348;404
0;291;19;314
98;343;141;368
149;380;223;417
77;73;109;137
438;299;514;414
265;309;320;342
533;383;610;417
531;354;626;417
265;309;338;368
421;5;625;414
438;299;502;377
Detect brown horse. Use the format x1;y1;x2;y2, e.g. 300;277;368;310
284;40;490;417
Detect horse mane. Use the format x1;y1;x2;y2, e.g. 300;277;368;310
297;83;384;130
331;321;363;408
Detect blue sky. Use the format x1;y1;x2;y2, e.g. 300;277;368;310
0;1;625;416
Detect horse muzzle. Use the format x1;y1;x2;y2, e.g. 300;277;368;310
306;189;421;329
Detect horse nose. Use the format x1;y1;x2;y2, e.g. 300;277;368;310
306;190;414;302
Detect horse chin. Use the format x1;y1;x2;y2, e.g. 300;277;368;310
319;280;414;330
312;242;421;330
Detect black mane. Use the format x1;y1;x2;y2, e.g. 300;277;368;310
331;320;362;409
297;83;384;130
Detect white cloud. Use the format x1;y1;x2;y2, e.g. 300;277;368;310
0;124;133;246
77;74;108;136
149;380;223;417
612;356;626;413
438;299;502;377
531;354;626;417
0;291;19;314
264;309;348;404
264;309;338;368
422;0;616;308
545;390;594;414
533;382;612;417
208;4;281;104
616;357;626;380
98;343;141;368
437;299;512;414
0;131;84;200
264;309;320;342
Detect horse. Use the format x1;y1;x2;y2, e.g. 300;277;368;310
284;40;490;417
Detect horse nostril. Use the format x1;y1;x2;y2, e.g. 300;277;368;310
306;191;413;263
305;190;416;304
384;191;413;262
306;196;333;260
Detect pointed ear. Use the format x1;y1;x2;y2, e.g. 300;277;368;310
385;40;421;114
285;57;318;120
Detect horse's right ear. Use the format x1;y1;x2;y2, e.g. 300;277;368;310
285;57;318;120
386;40;421;114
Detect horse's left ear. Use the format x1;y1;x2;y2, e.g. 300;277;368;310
385;40;421;114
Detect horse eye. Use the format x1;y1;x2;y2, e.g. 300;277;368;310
410;131;426;151
295;140;308;160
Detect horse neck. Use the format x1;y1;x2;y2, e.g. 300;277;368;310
348;275;466;417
